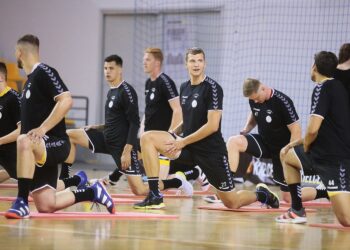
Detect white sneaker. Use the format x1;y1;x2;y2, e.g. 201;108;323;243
175;172;193;197
203;194;222;203
194;166;210;191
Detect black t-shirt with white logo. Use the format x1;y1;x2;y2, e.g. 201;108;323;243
0;88;20;137
309;79;350;161
104;81;140;149
21;64;69;138
249;89;299;150
144;73;178;131
180;76;226;153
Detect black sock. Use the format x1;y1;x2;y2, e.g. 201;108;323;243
289;183;302;211
62;175;81;188
148;177;161;196
162;178;182;190
73;188;94;203
18;178;32;203
183;168;199;181
59;162;72;180
231;171;236;178
109;169;123;182
315;188;329;200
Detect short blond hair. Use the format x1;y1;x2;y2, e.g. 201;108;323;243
243;78;261;97
144;48;163;64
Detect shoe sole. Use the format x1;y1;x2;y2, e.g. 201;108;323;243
256;183;280;208
203;198;222;203
133;203;166;209
4;212;30;219
275;217;307;224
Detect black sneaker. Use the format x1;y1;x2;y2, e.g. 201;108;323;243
133;191;165;209
256;183;280;208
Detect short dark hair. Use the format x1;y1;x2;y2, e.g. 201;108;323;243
17;34;40;48
185;47;205;62
314;51;338;77
338;43;350;64
0;62;7;81
104;54;123;67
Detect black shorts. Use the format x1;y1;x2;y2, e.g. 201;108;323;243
31;135;70;192
173;147;235;192
294;145;350;195
31;164;58;192
244;134;286;188
0;143;17;179
85;129;142;176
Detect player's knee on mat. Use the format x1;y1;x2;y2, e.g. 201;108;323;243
335;211;350;227
129;184;148;196
36;204;56;213
221;199;241;209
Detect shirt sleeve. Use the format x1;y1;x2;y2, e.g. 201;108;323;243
121;84;140;147
310;84;329;118
277;95;299;125
160;74;179;101
206;82;223;110
10;92;21;124
39;65;69;100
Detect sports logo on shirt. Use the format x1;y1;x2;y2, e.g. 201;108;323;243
265;115;272;123
149;88;156;100
191;100;198;108
265;109;273;123
25;82;32;99
109;96;115;108
181;96;188;105
25;90;31;99
192;93;199;108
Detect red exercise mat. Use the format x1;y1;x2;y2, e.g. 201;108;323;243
0;183;17;188
198;203;317;213
0;211;178;219
309;223;350;231
280;201;332;208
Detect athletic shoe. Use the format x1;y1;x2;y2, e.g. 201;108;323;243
175;172;193;197
203;194;222;203
276;207;307;224
90;181;115;214
256;183;280;208
194;166;210;191
75;170;88;189
133;191;165;209
5;197;30;219
89;175;118;187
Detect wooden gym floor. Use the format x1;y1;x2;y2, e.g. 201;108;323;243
0;163;348;250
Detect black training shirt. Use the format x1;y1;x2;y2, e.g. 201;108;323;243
104;81;140;149
144;73;178;131
180;76;226;153
0;87;20;137
309;79;350;161
249;89;299;150
21;63;69;137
